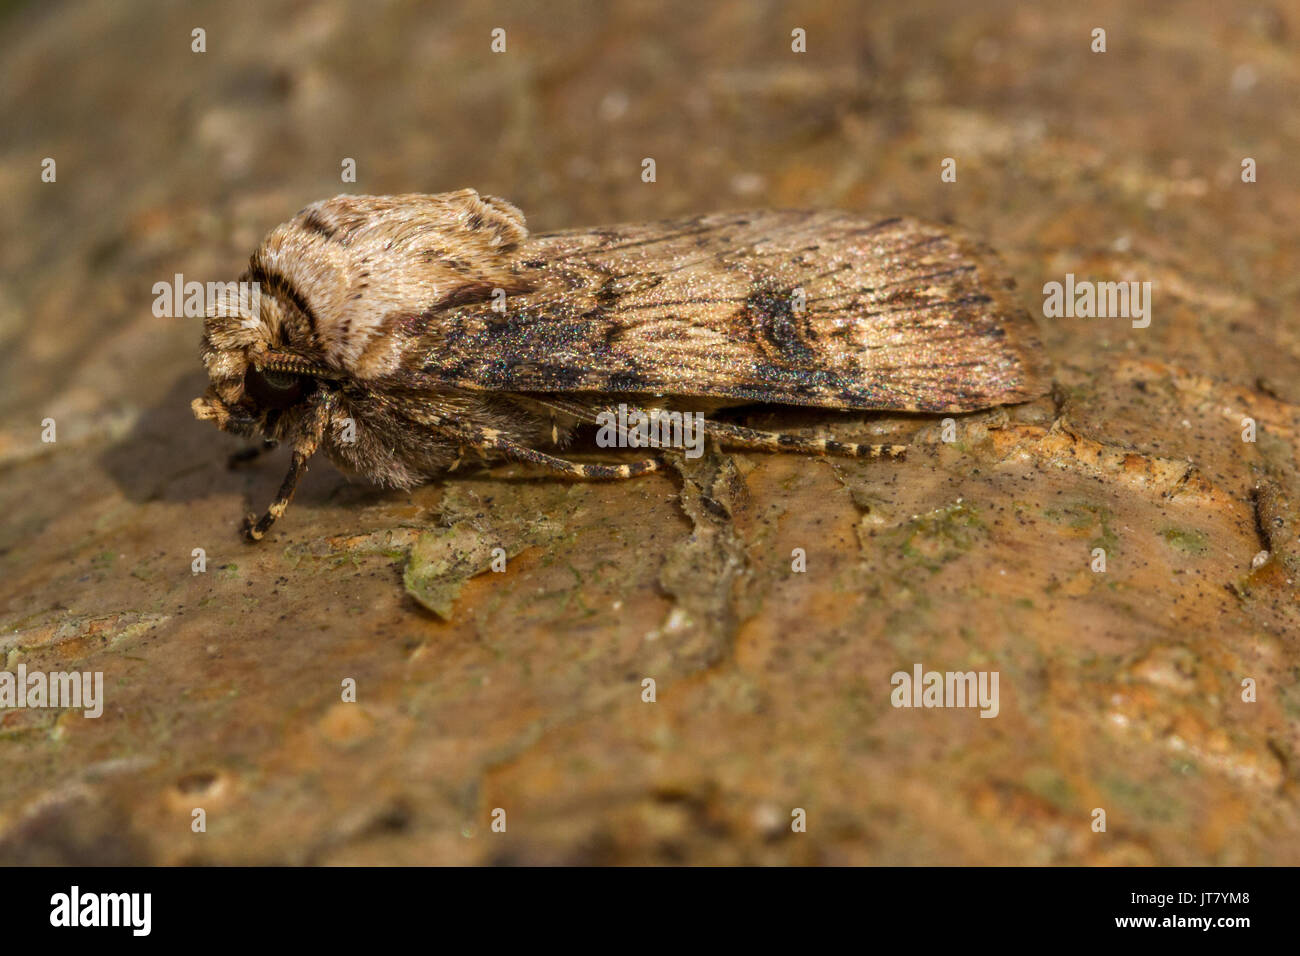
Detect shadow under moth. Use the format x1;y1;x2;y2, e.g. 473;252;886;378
192;189;1050;540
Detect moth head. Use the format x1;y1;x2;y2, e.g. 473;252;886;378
191;286;338;436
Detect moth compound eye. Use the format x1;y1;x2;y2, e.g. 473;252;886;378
244;365;309;410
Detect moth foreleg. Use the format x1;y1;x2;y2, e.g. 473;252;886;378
242;401;329;541
243;445;312;541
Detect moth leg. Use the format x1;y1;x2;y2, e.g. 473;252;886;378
242;400;329;542
434;421;659;479
523;396;657;450
242;444;313;541
484;431;658;478
530;397;906;460
695;419;907;460
227;438;278;469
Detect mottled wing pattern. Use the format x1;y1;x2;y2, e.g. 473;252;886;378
397;210;1049;413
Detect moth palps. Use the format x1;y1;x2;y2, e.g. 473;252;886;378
192;190;1050;540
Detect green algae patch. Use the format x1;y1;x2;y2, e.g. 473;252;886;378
1159;526;1209;555
1042;501;1118;555
889;500;987;572
402;487;566;619
404;527;506;619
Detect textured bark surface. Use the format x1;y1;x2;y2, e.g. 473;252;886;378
1;0;1297;864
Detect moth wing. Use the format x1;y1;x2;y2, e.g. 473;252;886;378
400;210;1051;413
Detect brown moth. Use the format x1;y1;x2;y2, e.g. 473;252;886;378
192;189;1050;540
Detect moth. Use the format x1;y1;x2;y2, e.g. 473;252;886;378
192;190;1050;540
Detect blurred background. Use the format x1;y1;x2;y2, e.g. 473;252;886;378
1;0;1297;864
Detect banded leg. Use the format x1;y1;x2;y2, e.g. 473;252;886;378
242;400;328;541
694;419;906;459
243;445;313;541
531;397;906;460
423;414;660;479
474;429;659;478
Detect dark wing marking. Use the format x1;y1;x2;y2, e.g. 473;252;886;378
393;210;1050;413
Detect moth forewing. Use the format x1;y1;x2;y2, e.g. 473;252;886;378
408;210;1050;413
193;191;1051;540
